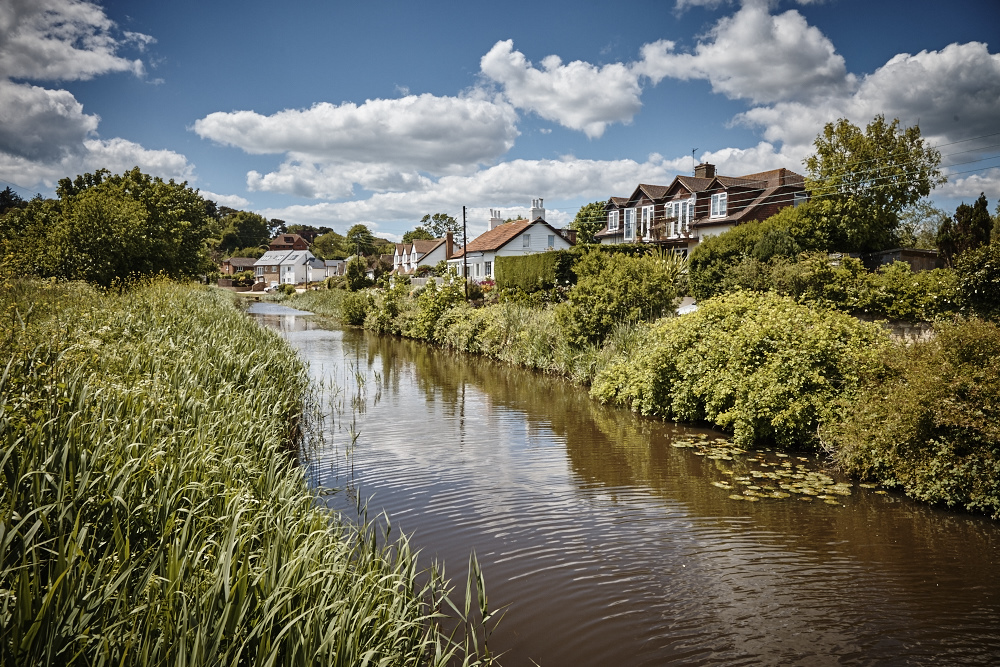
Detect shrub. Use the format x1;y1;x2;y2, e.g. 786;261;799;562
403;275;465;340
345;256;370;291
591;291;890;449
340;290;375;325
954;239;1000;320
823;319;1000;517
555;249;683;347
495;251;574;292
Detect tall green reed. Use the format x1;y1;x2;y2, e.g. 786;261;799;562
1;279;496;666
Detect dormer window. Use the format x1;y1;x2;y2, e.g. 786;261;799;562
623;208;636;242
608;210;619;231
710;192;728;218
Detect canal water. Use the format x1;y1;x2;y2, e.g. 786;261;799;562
251;304;1000;666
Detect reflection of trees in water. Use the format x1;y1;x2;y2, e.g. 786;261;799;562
355;327;1000;592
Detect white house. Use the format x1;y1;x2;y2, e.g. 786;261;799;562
392;236;453;274
254;249;315;285
448;200;574;281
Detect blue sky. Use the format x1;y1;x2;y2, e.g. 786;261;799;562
2;0;998;240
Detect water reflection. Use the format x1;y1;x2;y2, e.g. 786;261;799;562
256;308;1000;666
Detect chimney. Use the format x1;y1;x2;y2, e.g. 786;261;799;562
530;197;545;221
445;230;454;259
694;163;716;179
489;208;503;230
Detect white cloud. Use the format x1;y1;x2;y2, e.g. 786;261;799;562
0;0;149;81
199;190;251;209
640;2;854;104
257;154;690;231
937;167;1000;201
193;93;518;174
0;80;98;161
480;40;645;138
0;0;190;191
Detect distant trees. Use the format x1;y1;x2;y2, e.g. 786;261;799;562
402;227;435;244
418;213;460;238
346;224;376;257
1;167;214;286
938;193;993;267
218;211;270;254
570;201;606;244
805;115;944;253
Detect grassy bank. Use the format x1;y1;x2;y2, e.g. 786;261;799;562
1;279;488;665
288;283;1000;518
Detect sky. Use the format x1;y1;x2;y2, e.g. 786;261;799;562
1;0;999;241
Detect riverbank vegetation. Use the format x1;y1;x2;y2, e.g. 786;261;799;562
1;279;493;664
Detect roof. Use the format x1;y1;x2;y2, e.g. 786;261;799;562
223;256;258;268
450;218;569;258
254;249;313;266
411;238;445;255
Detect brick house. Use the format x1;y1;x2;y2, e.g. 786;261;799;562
268;233;310;251
219;256;259;275
596;163;807;253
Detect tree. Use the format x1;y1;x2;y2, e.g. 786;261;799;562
569;201;606;244
938;193;993;267
345;255;370;291
268;218;287;237
898;199;948;250
418;213;460;238
0;186;26;215
804;115;944;253
311;230;347;259
346;223;376;256
6;167;214;286
402;227;434;244
219;211;270;254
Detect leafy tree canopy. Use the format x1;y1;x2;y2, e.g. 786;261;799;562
402;227;435;244
311;230;347;259
805;115;944;253
3;167;214;286
219;210;270;254
570;201;606;244
898;199;949;250
419;212;460;238
938;193;993;267
346;223;376;256
0;186;27;215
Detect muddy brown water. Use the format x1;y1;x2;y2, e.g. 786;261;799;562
251;304;1000;666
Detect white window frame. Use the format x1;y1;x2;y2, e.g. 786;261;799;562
484;260;492;277
794;191;809;208
624;208;636;242
608;210;619;231
710;192;728;219
523;234;531;248
641;205;654;240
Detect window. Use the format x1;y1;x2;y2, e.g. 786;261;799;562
710;192;728;218
624;208;636;242
641;205;654;240
608;210;619;231
794;191;808;208
523;234;530;248
485;260;492;277
547;234;555;248
475;262;480;277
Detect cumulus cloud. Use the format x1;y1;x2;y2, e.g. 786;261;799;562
480;40;646;138
0;0;191;191
199;190;251;209
640;2;854;104
0;0;149;81
193;93;518;174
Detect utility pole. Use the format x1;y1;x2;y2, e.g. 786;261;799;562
462;205;468;299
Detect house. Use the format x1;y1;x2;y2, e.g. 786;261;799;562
268;233;310;251
253;249;315;286
392;235;454;274
448;200;575;281
219;256;258;275
596;163;807;253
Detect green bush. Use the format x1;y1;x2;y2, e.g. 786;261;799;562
591;291;890;449
345;256;370;291
954;239;1000;320
495;251;574;292
555;249;683;347
403;275;465;340
824;319;1000;517
340;290;376;325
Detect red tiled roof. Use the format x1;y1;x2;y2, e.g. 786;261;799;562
451;219;531;258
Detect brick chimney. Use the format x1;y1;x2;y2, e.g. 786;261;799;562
694;163;716;179
445;230;454;259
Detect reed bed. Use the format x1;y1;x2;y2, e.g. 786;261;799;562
1;279;490;666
